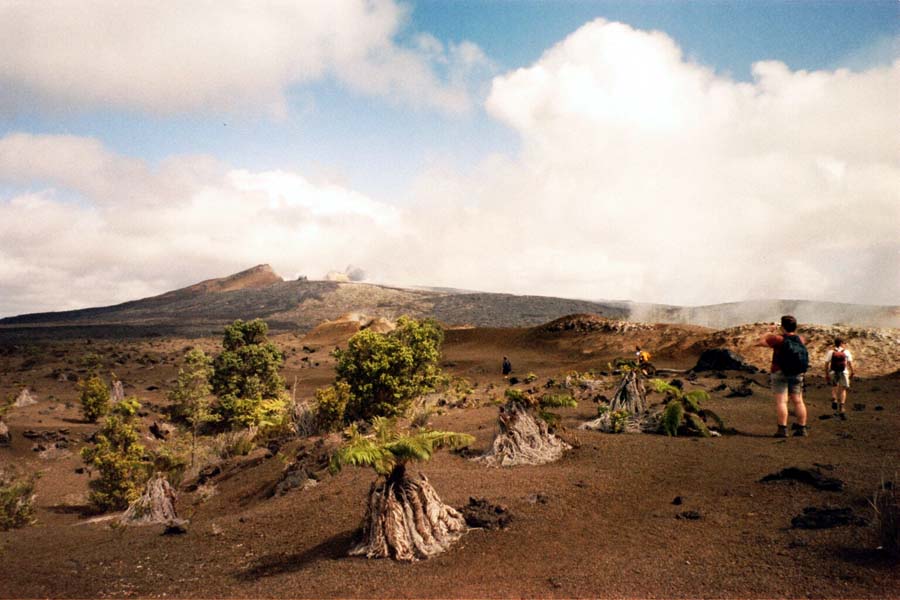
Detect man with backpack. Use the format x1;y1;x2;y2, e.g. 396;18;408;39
824;337;854;420
757;315;810;437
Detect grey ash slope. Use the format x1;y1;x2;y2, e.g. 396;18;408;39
1;264;896;340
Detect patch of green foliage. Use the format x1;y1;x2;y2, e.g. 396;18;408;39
609;409;630;434
80;398;149;511
79;374;110;423
333;317;444;423
503;388;578;427
330;416;473;478
651;379;722;437
661;400;684;436
314;382;351;433
211;319;287;429
0;472;37;530
524;373;538;384
169;348;219;465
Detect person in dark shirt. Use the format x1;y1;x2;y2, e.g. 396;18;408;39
755;315;809;438
502;356;512;377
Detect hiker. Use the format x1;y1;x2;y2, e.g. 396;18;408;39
502;356;512;377
824;337;854;420
756;315;809;437
635;346;651;365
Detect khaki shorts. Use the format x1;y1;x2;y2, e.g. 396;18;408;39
829;371;851;388
771;371;804;395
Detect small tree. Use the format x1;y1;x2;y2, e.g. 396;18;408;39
0;471;37;530
314;382;351;433
211;319;287;428
79;374;110;423
333;316;443;423
169;349;219;466
649;379;724;437
330;417;473;561
81;398;148;511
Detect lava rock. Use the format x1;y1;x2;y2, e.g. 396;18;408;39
149;421;174;440
760;467;844;491
461;497;511;529
676;510;702;520
693;349;758;373
791;507;867;529
726;384;753;398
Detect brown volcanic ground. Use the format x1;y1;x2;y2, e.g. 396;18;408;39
0;315;898;598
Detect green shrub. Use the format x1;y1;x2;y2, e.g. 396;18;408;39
169;348;219;465
79;374;110;423
524;373;538;384
211;319;287;428
661;400;684;437
334;317;444;423
0;472;37;530
315;382;351;432
609;409;629;434
652;379;722;437
80;398;148;511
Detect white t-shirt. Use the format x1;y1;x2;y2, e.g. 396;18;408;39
824;347;853;369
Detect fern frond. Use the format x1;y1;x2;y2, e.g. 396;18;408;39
699;408;725;430
684;412;711;437
649;379;678;395
540;393;577;409
661;400;683;436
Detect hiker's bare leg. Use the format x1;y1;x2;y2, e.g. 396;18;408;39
775;392;789;427
790;393;807;426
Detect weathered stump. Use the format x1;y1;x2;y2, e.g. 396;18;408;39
474;400;570;467
14;388;37;408
0;420;10;446
609;370;647;415
350;468;466;561
120;473;184;527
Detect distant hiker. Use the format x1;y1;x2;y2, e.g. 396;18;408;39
824;338;854;420
756;315;809;438
635;346;651;365
502;356;512;377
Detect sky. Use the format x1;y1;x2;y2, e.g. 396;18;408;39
0;0;898;318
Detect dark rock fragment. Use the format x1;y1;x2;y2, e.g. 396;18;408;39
791;506;867;529
461;497;511;529
760;467;844;491
693;349;758;373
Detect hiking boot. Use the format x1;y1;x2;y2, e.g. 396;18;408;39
793;425;809;437
839;412;847;421
831;401;838;411
774;425;788;438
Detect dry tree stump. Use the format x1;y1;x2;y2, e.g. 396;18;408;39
350;467;466;562
120;473;184;527
475;400;570;467
609;370;647;415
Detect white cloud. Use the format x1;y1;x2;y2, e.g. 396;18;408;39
1;20;897;316
0;0;489;116
405;19;900;305
0;134;404;316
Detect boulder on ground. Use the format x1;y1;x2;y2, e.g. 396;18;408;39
692;349;758;373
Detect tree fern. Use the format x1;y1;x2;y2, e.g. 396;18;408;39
661;400;683;436
331;420;473;477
